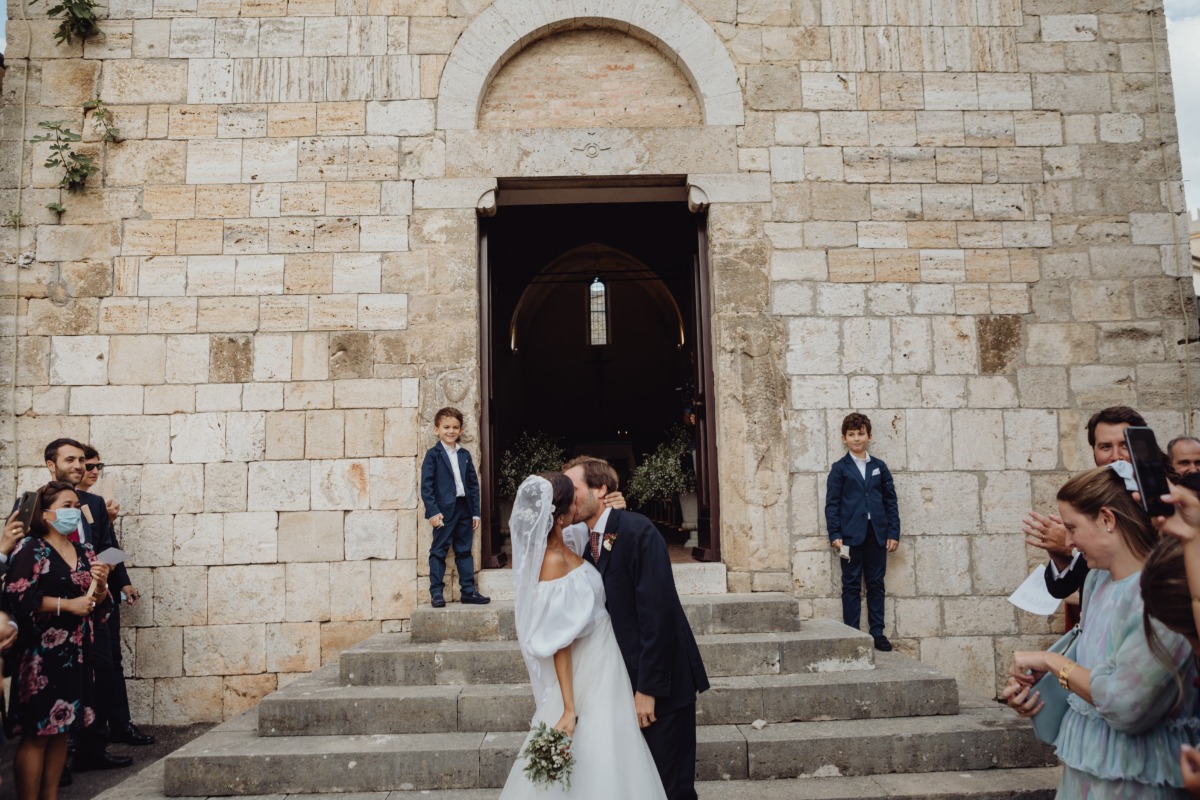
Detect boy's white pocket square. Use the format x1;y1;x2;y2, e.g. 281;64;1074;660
871;467;881;476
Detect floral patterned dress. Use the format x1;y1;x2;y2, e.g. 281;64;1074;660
4;536;108;738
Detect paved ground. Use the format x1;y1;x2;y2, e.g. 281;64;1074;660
0;725;214;800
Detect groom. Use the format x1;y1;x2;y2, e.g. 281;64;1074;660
562;456;709;800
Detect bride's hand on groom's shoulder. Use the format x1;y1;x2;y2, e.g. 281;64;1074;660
605;492;626;510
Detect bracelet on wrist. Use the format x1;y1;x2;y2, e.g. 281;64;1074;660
1058;660;1077;691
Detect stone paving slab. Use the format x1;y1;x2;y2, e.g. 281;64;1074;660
340;618;874;686
410;592;802;642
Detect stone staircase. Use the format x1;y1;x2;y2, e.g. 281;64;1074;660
156;587;1060;799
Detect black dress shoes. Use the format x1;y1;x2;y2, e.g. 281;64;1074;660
110;722;156;746
73;751;134;771
873;634;893;652
430;593;446;608
461;591;491;605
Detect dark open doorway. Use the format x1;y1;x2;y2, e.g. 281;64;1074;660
478;182;720;567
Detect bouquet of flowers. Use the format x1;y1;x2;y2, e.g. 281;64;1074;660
520;721;575;791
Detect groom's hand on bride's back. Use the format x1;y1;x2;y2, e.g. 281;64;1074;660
605;492;626;510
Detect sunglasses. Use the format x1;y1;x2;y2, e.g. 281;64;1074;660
84;463;105;472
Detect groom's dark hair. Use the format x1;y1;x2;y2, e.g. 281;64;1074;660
562;456;619;493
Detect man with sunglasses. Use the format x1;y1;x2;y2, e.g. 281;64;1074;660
79;445;153;750
79;446;120;521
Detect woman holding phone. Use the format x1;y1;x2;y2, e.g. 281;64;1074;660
4;481;112;800
1003;464;1198;798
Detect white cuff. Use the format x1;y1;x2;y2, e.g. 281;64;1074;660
1048;552;1081;580
0;552;8;564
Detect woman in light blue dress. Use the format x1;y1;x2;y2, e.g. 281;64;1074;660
1004;464;1198;799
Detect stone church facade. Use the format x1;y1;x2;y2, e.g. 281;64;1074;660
1;0;1194;722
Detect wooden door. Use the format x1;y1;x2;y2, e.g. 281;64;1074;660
478;216;504;568
690;213;720;562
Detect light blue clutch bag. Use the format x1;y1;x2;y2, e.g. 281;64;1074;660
1030;625;1081;745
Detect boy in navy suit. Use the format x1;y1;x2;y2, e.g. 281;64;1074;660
825;413;900;652
420;407;489;608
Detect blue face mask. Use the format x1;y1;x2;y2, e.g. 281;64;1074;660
49;508;81;534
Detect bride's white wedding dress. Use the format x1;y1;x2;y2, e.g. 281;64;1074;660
500;477;666;800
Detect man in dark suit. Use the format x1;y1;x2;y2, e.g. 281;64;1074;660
1024;406;1146;600
41;438;135;772
563;457;709;800
825;413;901;652
79;445;155;748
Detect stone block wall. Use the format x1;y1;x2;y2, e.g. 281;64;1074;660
0;0;1194;718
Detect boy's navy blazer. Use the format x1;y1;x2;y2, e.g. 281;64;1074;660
584;509;709;714
824;453;900;546
419;443;480;519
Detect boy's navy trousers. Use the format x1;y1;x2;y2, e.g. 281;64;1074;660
429;496;476;596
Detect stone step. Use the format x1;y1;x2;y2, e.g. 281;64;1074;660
384;771;1060;800
259;652;957;736
339;618;874;686
476;561;728;600
98;759;1060;800
410;592;801;642
162;706;1055;796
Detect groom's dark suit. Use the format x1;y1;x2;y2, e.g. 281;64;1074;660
584;508;709;800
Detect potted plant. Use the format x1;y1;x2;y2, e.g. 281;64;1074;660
628;426;697;528
498;431;568;531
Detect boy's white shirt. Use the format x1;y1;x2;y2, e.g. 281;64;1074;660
851;452;872;520
440;441;466;497
438;441;480;520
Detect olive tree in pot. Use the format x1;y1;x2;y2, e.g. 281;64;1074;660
497;432;567;533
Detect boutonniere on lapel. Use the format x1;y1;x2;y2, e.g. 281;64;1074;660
603;533;617;551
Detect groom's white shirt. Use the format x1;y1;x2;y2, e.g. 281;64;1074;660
564;508;611;559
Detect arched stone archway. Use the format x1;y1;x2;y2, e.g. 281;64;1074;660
436;0;744;130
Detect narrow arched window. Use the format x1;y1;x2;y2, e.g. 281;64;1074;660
589;277;608;346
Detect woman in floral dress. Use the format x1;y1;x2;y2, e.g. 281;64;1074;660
5;481;112;800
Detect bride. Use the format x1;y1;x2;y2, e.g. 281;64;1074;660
500;473;668;799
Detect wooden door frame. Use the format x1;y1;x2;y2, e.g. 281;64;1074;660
476;180;721;569
690;212;720;562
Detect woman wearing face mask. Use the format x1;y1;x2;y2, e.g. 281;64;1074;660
4;481;111;800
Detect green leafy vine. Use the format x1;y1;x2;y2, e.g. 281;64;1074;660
84;99;121;143
32;120;98;219
36;0;102;45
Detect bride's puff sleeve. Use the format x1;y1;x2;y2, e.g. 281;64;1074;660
524;572;597;660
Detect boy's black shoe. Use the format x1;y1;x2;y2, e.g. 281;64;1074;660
461;591;491;605
873;635;893;652
111;722;155;746
431;593;446;608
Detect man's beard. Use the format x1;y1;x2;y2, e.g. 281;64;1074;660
56;468;82;486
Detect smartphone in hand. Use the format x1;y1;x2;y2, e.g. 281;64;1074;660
1125;426;1173;517
14;491;37;532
